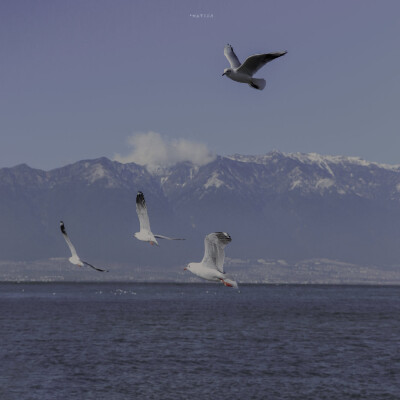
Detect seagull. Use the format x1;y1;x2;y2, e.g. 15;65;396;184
134;191;185;246
184;232;238;288
60;221;108;272
222;44;287;90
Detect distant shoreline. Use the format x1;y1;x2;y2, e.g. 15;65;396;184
2;281;400;287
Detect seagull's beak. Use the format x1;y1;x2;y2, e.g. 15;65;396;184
222;72;226;76
184;267;188;271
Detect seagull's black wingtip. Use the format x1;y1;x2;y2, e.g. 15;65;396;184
136;191;146;206
215;232;232;243
60;221;66;234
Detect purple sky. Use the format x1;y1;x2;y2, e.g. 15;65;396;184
1;0;399;169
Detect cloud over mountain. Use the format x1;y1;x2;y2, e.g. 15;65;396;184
114;131;215;172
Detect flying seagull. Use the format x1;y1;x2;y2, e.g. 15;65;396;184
222;44;287;90
184;232;238;288
134;191;185;246
60;221;108;272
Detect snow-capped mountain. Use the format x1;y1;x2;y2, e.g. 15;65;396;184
228;151;400;199
1;151;400;281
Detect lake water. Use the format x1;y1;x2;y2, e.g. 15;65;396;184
0;283;399;399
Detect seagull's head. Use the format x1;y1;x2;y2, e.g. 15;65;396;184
222;68;232;77
184;263;192;271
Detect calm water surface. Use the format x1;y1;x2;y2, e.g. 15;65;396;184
0;283;399;399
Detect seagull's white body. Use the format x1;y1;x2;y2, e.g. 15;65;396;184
134;230;158;244
222;44;287;90
59;221;107;272
134;191;185;245
185;232;238;288
69;254;83;267
224;71;256;85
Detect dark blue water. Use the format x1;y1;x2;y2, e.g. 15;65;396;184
0;283;399;399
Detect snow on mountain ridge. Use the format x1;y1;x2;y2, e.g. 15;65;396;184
228;151;400;171
3;153;400;200
204;172;226;189
214;152;400;198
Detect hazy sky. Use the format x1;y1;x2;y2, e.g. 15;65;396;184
1;0;399;170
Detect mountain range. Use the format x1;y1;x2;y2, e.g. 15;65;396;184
1;151;400;282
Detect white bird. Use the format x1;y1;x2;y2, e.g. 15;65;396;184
222;44;287;90
185;232;238;288
60;221;108;272
134;191;185;246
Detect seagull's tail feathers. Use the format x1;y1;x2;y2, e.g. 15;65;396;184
249;78;266;91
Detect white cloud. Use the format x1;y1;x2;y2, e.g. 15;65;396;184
114;131;216;171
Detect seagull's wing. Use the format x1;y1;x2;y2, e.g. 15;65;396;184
224;44;241;68
82;261;108;272
60;221;79;258
154;234;185;241
237;51;287;76
201;232;232;273
136;191;151;232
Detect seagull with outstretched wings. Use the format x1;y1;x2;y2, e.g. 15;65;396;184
134;191;185;246
222;44;287;90
60;221;108;272
185;232;238;288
